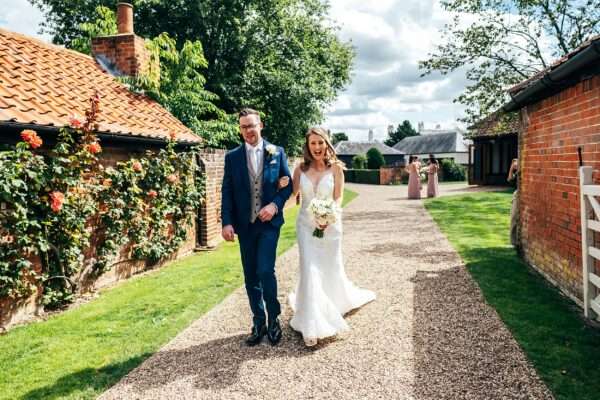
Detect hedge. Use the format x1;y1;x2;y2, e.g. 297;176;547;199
344;169;380;184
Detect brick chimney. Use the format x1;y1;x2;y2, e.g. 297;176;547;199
91;3;154;78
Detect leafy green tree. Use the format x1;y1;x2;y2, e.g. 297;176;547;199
331;132;348;145
59;5;238;148
419;0;600;124
70;6;117;55
128;33;239;148
351;154;367;169
384;120;419;147
29;0;354;152
366;148;385;169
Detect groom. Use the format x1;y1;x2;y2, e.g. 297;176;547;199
221;108;293;346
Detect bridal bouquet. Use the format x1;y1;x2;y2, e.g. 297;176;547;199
307;197;340;238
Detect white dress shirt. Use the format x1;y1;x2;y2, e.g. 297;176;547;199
245;139;263;175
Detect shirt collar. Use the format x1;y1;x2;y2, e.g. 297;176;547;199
245;139;264;153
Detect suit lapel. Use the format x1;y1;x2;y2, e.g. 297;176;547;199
262;140;271;186
238;145;251;194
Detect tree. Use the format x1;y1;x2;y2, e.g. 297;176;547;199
366;148;385;169
419;0;600;124
63;6;238;148
331;132;348;145
29;0;354;152
70;6;116;55
351;154;367;169
384;120;419;147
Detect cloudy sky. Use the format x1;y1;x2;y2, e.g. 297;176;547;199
1;0;469;141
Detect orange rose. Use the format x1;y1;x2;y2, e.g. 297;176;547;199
132;161;143;172
69;116;83;129
148;190;158;198
86;142;102;154
20;129;43;149
49;191;65;213
166;174;178;184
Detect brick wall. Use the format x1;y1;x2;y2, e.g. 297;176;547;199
519;75;600;303
92;34;154;77
380;166;404;185
197;148;226;247
0;144;202;330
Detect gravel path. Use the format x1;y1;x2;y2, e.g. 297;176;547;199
99;183;553;400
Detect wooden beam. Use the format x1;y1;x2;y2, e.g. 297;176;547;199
583;185;600;197
588;220;600;232
589;196;600;220
588;246;600;260
590;298;600;318
589;272;600;290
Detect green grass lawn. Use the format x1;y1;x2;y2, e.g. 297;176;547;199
0;189;357;400
425;192;600;400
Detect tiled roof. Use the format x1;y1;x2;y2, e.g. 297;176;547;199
334;140;404;155
393;132;469;154
0;29;201;144
468;111;521;138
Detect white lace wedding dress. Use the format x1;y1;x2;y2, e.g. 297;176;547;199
289;171;376;342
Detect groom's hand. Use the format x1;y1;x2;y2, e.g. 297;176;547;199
258;203;277;222
222;225;235;241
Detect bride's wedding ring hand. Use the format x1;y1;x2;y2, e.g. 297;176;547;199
278;176;289;189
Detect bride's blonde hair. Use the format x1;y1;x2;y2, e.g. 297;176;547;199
300;127;345;172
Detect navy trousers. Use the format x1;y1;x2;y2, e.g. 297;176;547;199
237;220;281;328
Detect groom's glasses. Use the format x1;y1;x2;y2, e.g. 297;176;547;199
240;123;259;131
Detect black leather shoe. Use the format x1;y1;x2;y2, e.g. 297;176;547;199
267;318;282;345
246;325;267;346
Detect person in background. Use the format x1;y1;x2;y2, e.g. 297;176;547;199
406;155;421;199
426;154;439;198
507;158;519;247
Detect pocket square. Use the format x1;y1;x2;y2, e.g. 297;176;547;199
269;159;277;165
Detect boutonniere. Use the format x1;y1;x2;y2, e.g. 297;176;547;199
265;144;278;157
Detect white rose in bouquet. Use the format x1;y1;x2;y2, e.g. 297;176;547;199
307;197;340;238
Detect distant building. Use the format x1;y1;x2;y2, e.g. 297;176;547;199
334;140;405;167
393;131;470;165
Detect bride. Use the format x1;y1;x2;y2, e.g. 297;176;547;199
279;127;375;347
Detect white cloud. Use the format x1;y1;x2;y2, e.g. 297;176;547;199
325;0;469;141
0;0;49;40
0;0;471;142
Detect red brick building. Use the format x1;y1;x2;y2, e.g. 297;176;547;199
504;35;600;303
0;4;226;328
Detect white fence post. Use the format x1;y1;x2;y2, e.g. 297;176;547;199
579;166;599;319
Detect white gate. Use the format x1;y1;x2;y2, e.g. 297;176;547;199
579;166;600;319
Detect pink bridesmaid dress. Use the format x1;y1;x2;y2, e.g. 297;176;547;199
407;162;421;199
427;163;439;198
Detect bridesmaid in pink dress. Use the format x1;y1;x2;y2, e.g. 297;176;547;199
407;155;421;199
427;154;439;198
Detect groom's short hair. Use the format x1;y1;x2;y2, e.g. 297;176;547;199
238;108;261;120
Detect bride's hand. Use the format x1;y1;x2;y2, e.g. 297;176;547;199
278;176;290;189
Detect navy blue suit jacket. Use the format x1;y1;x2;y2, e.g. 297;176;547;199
221;140;293;236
